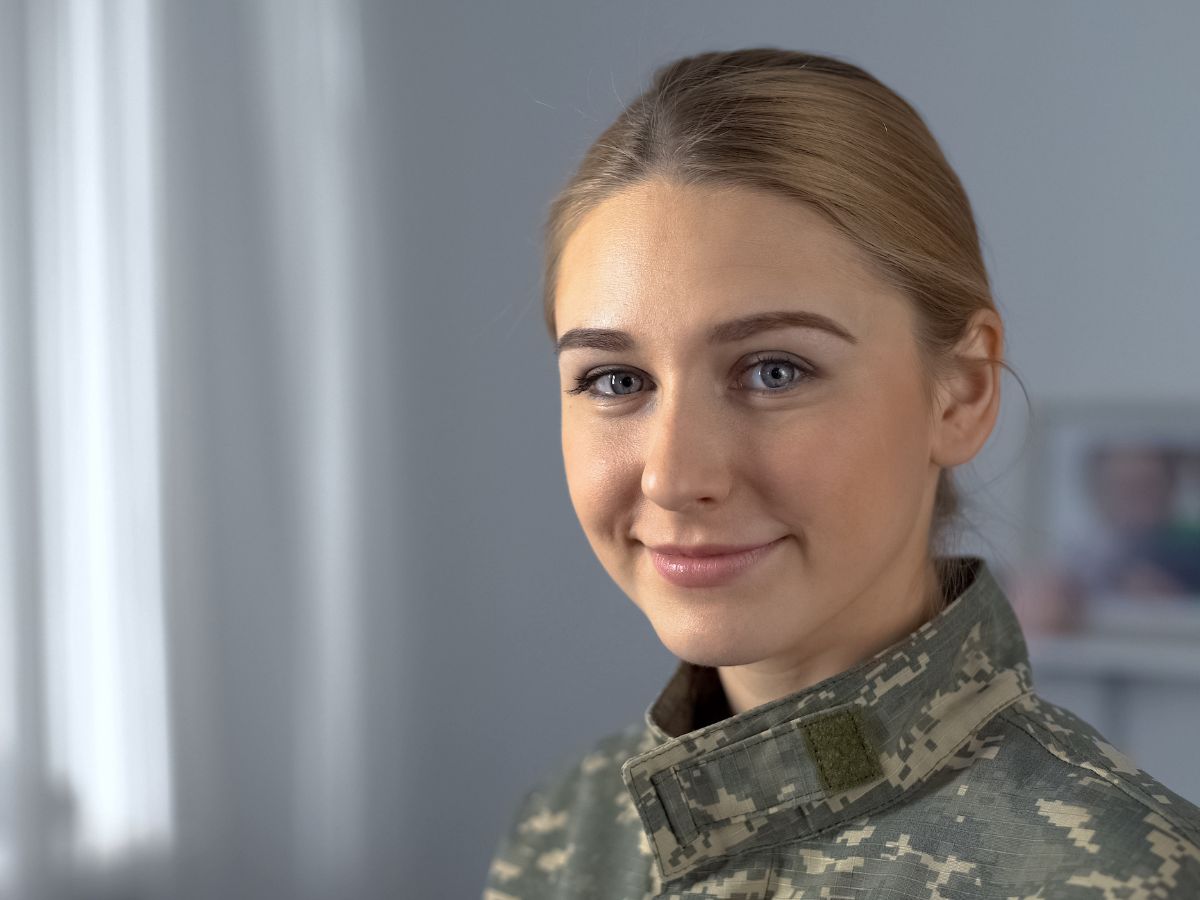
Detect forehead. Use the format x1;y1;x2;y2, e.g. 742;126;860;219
555;179;901;339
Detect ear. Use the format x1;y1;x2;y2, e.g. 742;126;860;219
930;309;1004;468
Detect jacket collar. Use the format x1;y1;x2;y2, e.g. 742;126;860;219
620;555;1034;883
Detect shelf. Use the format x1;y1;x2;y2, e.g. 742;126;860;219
1026;632;1200;682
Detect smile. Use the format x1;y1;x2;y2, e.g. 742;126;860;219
648;537;786;588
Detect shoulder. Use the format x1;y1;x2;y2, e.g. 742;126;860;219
854;690;1200;893
983;690;1200;891
998;691;1200;842
483;721;655;900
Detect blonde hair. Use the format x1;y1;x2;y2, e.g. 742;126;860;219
541;48;1027;614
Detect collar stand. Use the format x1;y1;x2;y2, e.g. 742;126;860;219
619;556;1033;883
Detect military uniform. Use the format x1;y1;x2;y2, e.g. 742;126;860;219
483;555;1200;899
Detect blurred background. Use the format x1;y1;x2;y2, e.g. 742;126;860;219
0;1;1197;898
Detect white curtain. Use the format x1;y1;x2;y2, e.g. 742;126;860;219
0;1;378;897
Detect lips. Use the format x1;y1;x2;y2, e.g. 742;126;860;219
648;537;785;588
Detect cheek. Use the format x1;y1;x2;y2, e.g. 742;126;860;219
562;416;634;538
844;399;930;535
762;394;929;546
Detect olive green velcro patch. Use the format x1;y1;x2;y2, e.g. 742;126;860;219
799;706;883;794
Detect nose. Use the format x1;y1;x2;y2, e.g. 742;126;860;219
640;389;733;511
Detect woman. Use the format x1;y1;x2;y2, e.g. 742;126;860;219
484;48;1200;898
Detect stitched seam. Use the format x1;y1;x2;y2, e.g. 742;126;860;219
638;786;669;880
656;686;1028;878
675;781;826;836
999;703;1200;847
651;769;699;845
675;719;802;774
670;708;869;833
622;760;671;880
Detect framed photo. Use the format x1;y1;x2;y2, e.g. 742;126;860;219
1016;399;1200;637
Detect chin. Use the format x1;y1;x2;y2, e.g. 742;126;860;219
652;622;771;669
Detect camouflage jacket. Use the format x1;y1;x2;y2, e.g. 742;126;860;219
483;556;1200;899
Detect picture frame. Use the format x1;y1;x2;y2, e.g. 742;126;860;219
1016;398;1200;638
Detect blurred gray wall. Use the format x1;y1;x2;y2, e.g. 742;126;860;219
33;2;1190;899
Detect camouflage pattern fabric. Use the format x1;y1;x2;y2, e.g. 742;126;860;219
483;555;1200;898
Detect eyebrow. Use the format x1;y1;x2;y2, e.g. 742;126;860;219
554;309;858;358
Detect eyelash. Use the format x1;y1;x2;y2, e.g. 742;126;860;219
565;353;817;400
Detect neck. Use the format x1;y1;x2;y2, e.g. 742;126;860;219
717;553;942;716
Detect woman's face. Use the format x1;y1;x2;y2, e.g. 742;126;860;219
555;178;989;674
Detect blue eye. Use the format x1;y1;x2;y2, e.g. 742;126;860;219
568;370;645;397
744;355;812;393
565;353;816;400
